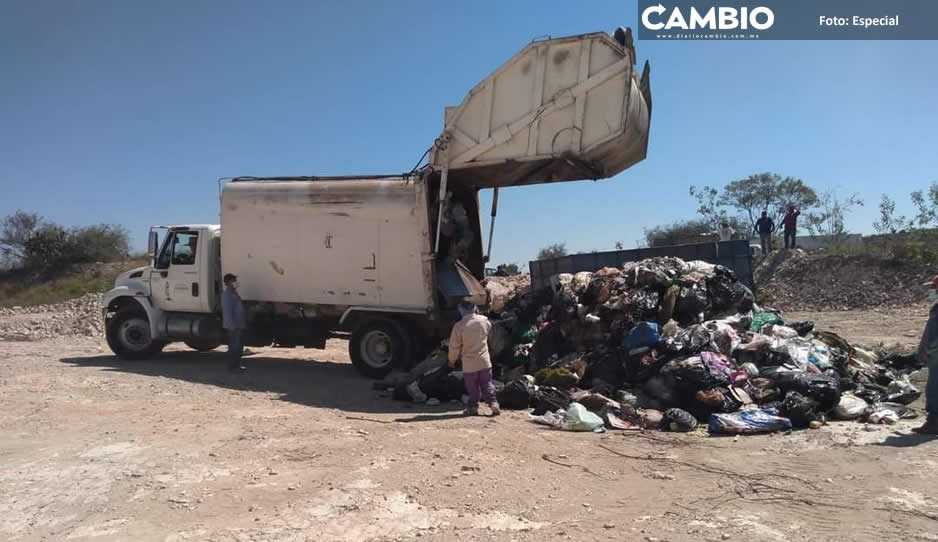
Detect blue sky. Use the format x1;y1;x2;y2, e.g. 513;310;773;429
2;1;936;269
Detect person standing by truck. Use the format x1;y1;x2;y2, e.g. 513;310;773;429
782;205;800;249
221;273;247;372
754;211;775;255
913;276;938;435
448;301;500;416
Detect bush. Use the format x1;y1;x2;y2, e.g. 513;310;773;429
537;243;568;260
495;263;521;276
21;222;129;273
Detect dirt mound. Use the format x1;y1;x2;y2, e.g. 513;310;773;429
755;250;933;311
0;293;104;341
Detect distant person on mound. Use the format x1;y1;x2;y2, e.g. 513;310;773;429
754;211;775;255
913;276;938;435
718;222;735;242
782;205;800;249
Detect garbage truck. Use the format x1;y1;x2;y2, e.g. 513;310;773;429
101;27;653;378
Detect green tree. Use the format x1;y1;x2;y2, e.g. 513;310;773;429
720;173;818;231
495;263;520;276
688;185;724;228
910;181;938;228
68;224;130;262
536;243;568;260
22;223;70;270
803;191;863;243
643;219;712;247
872;194;911;234
0;210;41;267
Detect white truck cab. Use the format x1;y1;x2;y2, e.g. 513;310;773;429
103;225;224;359
102;27;653;378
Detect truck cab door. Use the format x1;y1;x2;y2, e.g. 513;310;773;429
151;230;205;313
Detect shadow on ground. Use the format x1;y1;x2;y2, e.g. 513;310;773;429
873;432;938;448
60;349;461;415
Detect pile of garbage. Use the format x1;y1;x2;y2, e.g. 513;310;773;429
383;257;924;435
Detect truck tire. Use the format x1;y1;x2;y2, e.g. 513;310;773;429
106;311;165;360
349;318;413;379
184;339;222;352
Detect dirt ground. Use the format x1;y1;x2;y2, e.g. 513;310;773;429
1;307;936;542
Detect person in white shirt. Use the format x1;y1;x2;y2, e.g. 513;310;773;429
718;222;735;242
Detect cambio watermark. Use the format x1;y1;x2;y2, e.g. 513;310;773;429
641;4;775;32
637;1;936;40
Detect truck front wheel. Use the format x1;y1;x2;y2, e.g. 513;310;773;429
106;311;165;360
349;319;413;379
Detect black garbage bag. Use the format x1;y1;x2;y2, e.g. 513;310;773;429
663;408;698;432
829;347;849;373
664;324;713;355
622;348;665;383
760;348;795;369
583;346;622;386
774;373;841;411
675;284;710;324
749;377;782;404
550;286;578;323
392;381;412;402
531;323;571;368
443;372;465;400
782;391;824;428
707;268;753;313
496;379;536;410
884;374;922;405
418;365;466;402
660;355;731;392
418;365;450;398
532;386;573;416
788;321;815;337
879;351;924;371
853;383;886;405
628;290;661;322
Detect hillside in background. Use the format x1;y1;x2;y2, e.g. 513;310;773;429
0;258;147;308
755;249;934;311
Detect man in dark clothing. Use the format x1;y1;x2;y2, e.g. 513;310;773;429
754;211;775;255
221;273;247;372
913;276;938;435
782;205;800;249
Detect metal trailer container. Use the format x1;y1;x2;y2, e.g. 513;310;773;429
221;178;438;313
529;240;755;292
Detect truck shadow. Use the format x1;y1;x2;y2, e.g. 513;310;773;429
59;350;462;415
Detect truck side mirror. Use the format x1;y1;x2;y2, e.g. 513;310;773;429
148;231;159;257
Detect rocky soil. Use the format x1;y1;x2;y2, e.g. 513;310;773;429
0;315;935;542
0;293;103;341
755;250;934;311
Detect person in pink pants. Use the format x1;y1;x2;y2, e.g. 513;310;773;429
448;301;500;416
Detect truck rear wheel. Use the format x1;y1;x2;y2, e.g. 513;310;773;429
106;311;165;360
349;319;413;379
